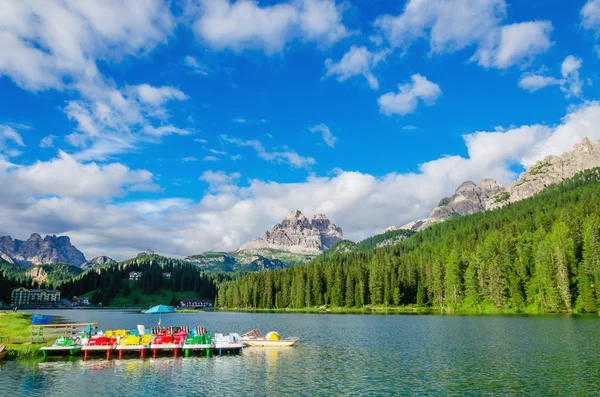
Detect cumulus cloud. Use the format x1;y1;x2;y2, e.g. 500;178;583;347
310;124;338;147
582;0;600;32
378;74;442;116
475;21;553;68
0;0;188;161
221;135;315;167
518;55;583;98
134;84;188;105
324;46;389;90
518;74;561;92
40;135;58;148
190;0;348;53
375;0;552;69
3;103;600;260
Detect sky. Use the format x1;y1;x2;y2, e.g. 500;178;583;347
1;0;600;260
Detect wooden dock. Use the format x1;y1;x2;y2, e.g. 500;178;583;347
31;322;98;344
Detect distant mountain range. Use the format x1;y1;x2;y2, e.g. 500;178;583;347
398;137;600;232
0;233;87;268
5;138;599;272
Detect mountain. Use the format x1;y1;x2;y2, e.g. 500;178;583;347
184;252;287;272
237;209;343;254
81;256;116;270
185;210;344;272
400;137;600;232
0;233;87;268
217;168;600;313
25;263;83;284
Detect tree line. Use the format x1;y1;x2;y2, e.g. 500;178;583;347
216;168;600;313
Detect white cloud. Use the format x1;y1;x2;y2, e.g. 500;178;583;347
221;135;315;167
518;74;561;92
203;155;219;162
0;1;187;160
582;0;600;32
183;55;209;76
1;125;25;147
310;124;338;147
182;157;198;163
3;104;600;260
134;84;188;106
199;170;241;185
518;55;583;98
475;21;553;68
233;118;247;124
324;46;389;90
375;0;551;69
209;149;228;155
40;135;58;148
190;0;348;53
560;56;583;98
9;151;154;199
0;0;173;92
194;138;208;143
378;74;442;116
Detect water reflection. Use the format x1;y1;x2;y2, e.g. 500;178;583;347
1;312;599;396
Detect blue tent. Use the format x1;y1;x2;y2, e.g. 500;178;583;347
145;304;176;314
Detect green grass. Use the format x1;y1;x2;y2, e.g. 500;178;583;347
0;311;50;358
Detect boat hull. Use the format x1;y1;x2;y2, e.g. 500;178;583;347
242;338;299;347
40;346;82;356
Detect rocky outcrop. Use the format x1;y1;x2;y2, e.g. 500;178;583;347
81;256;116;270
237;209;343;254
0;233;87;268
486;137;600;209
137;249;155;257
402;179;505;231
400;138;600;232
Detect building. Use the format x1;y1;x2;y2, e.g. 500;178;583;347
11;287;30;306
30;289;61;304
11;288;60;306
162;272;171;279
180;299;213;309
129;271;142;281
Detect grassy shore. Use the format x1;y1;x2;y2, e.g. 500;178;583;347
0;311;50;358
216;304;569;315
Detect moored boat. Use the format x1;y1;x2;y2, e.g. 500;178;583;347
214;333;244;355
241;329;299;347
183;327;213;357
82;334;118;359
40;336;83;356
116;327;153;359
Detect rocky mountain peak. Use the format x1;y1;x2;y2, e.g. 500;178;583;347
81;256;116;270
0;233;87;268
400;137;600;232
237;210;343;254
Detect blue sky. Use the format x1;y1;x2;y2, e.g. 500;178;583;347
1;0;600;260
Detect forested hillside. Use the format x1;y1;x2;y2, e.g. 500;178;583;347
58;255;226;306
0;255;227;306
216;169;600;313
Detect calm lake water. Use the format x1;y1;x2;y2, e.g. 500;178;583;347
1;310;599;396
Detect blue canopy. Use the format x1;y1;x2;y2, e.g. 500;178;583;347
145;304;176;314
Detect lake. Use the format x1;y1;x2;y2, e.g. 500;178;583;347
1;310;599;396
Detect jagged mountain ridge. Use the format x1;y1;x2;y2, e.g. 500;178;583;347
399;137;600;232
0;233;87;268
237;209;343;254
81;256;116;270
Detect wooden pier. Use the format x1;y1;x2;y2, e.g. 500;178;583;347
31;322;98;344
